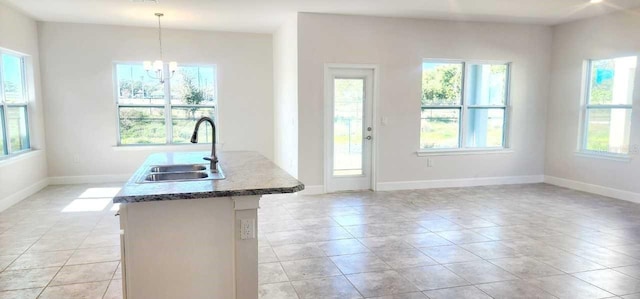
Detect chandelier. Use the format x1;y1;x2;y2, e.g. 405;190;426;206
143;13;177;84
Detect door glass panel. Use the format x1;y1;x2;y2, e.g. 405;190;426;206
333;78;364;176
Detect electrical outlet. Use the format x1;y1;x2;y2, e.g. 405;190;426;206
240;219;255;240
427;158;433;168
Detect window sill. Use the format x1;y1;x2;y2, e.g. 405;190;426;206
416;148;513;157
112;143;223;152
574;151;632;162
0;149;43;166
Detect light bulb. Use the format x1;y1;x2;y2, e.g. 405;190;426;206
169;61;178;73
143;61;153;71
153;60;163;71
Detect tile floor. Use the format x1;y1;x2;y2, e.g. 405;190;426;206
1;183;640;298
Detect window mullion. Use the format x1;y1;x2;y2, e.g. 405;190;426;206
0;54;11;155
0;105;6;155
163;63;172;144
460;62;468;149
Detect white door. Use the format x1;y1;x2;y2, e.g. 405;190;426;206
325;68;375;192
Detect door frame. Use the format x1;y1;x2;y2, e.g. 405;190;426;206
323;63;380;193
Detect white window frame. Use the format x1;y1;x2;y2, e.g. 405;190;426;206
578;56;638;159
0;49;31;159
113;62;218;146
418;59;511;155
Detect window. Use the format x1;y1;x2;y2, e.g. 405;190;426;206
420;60;510;151
581;56;637;156
115;63;217;145
0;51;30;157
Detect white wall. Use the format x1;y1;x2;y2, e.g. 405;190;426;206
38;22;273;179
272;16;299;177
297;13;552;188
0;3;48;210
545;9;640;195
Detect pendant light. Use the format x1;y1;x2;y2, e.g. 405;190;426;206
143;13;177;83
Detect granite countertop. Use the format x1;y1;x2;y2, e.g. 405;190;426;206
113;151;304;203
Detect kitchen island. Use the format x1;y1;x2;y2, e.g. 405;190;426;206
113;151;304;299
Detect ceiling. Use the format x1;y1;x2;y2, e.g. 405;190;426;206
3;0;640;33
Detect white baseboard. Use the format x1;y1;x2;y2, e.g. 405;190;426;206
376;175;545;191
544;175;640;204
0;178;49;212
48;174;131;185
296;185;324;195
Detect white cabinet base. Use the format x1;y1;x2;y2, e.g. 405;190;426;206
118;196;260;299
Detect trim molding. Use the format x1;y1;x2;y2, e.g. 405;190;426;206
296;185;324;195
0;178;49;212
544;175;640;204
49;174;131;185
376;175;545;191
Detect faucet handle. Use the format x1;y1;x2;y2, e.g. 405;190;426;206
203;156;218;163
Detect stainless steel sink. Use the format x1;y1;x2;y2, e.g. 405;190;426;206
137;164;225;183
145;172;209;182
150;164;206;173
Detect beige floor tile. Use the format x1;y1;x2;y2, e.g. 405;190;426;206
66;246;120;265
419;245;481;264
258;282;298;299
357;236;413;252
476;280;558;299
489;256;563;279
398;265;469;291
28;236;86;252
460;241;520;259
259;262;289;284
346;270;418;297
259;246;279;263
445;261;518;284
424;286;491;299
103;279;123;299
374;249;437;269
50;261;118;286
0;287;42;299
317;239;370;256
5;184;640;298
436;230;491;244
615;264;640;280
113;263;122;280
366;293;427;299
280;257;342;281
0;267;59;291
330;253;391;275
272;243;326;261
0;256;18;271
573;248;639;268
573;269;640;296
290;276;362;299
78;233;120;249
529;274;615;299
402;233;452;248
38;281;109;299
7;250;74;271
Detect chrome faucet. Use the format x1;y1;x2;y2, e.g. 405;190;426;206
190;117;219;173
